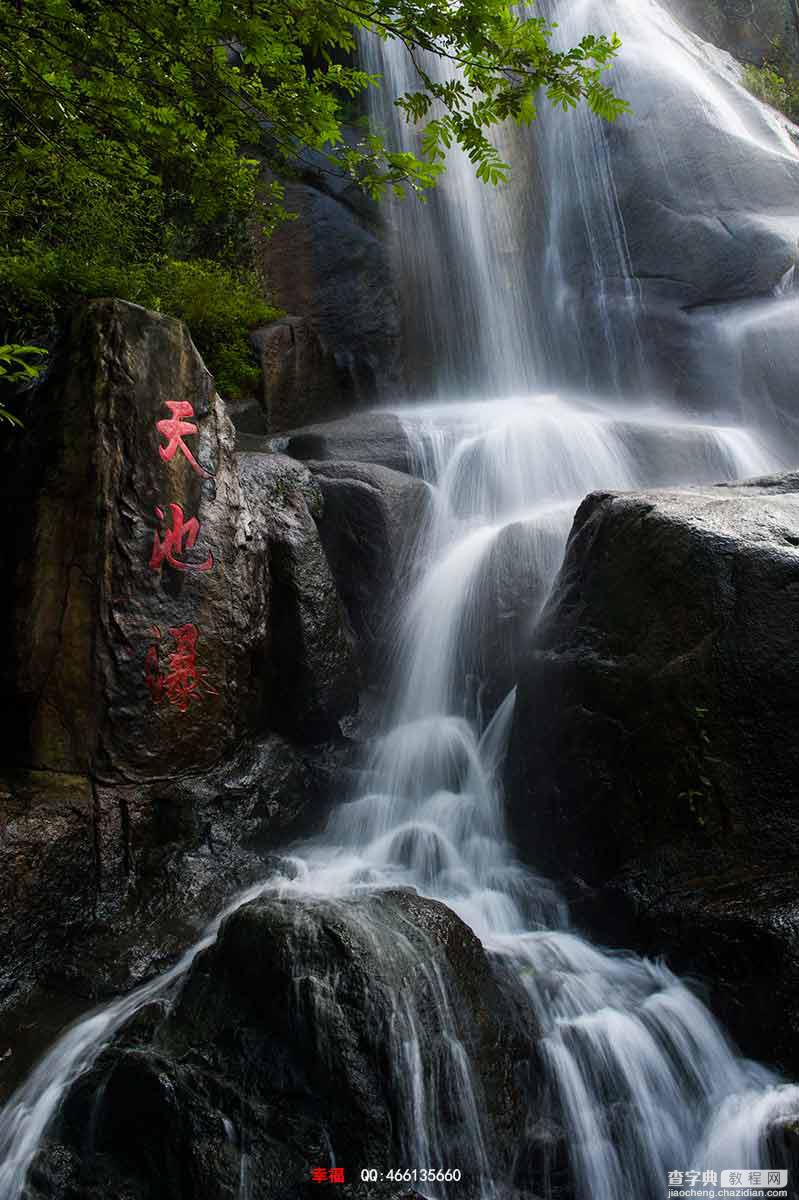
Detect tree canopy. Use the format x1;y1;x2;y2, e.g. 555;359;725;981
1;0;627;226
0;0;627;396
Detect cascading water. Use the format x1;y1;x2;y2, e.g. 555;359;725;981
4;0;799;1197
359;18;537;396
531;0;799;414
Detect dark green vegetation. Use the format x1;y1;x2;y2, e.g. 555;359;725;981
0;344;46;426
671;0;799;123
1;251;278;401
743;58;799;122
0;0;626;415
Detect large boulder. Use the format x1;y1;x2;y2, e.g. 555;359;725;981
0;298;266;1010
305;460;433;673
462;519;564;718
27;889;532;1200
409;516;564;722
254;147;402;421
0;298;273;781
507;473;799;1072
0;301;358;1043
0;732;355;1102
237;453;358;740
250;316;348;435
248;411;417;475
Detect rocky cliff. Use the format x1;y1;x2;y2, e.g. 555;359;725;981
670;0;798;65
508;472;799;1073
0;301;425;1095
249;143;402;435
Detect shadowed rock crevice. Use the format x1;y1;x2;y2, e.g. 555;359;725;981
305;459;433;678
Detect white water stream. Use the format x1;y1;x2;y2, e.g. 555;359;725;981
4;0;799;1196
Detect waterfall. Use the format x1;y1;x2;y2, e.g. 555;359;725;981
358;20;538;396
529;0;799;412
3;1;799;1197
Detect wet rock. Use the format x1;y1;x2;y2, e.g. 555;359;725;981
507;475;799;1072
0;298;272;781
0;296;267;1021
0;297;360;768
606;863;799;1079
254;411;416;475
254;156;402;414
464;519;564;718
29;890;531;1200
0;771;97;1003
250;316;348;434
237;453;358;740
605;418;766;488
0;733;354;1101
0;302;358;1060
305;460;433;673
669;0;795;66
718;468;799;493
223;394;270;438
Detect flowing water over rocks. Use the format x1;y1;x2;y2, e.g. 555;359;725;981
4;0;799;1196
3;396;798;1200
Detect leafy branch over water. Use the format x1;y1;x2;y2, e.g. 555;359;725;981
0;1;627;400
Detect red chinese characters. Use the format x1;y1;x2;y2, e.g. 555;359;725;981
156;400;212;478
145;624;218;713
309;1168;345;1184
143;397;219;711
149;503;214;573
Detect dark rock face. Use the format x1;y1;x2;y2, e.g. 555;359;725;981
0;733;355;1102
250;316;349;434
238;453;358;740
507;475;799;1072
261;411;416;475
0;771;97;1004
28;889;531;1200
0;301;360;1057
306;460;433;673
0;296;264;1012
463;519;564;718
0;298;272;781
255;157;402;420
669;0;796;66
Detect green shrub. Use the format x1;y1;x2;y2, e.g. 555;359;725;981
0;243;280;400
143;259;280;399
0;343;47;427
742;62;799;123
